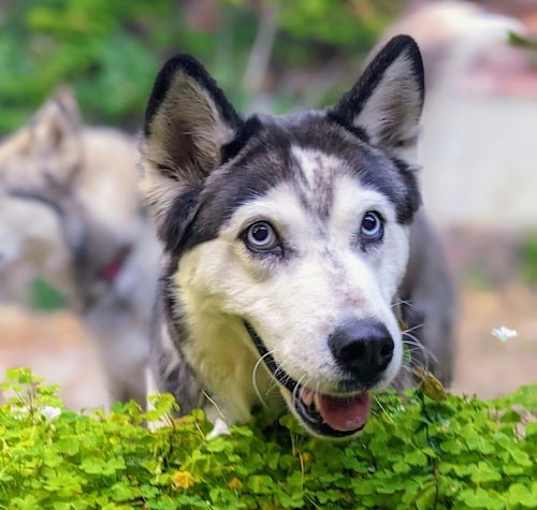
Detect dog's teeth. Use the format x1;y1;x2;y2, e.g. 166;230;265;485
313;392;321;412
300;388;314;406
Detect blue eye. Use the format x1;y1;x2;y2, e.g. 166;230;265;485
244;221;279;252
360;211;384;241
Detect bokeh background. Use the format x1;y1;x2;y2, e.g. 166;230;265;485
1;0;536;407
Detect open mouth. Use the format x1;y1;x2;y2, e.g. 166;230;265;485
244;321;371;439
294;387;370;438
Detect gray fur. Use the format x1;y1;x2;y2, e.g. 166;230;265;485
400;211;456;386
147;284;205;413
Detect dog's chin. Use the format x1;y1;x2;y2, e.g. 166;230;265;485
281;385;371;440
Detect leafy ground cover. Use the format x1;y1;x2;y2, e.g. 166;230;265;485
1;369;536;510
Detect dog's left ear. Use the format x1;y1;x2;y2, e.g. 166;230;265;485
331;35;424;160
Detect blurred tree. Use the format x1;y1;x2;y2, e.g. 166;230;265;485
0;0;403;133
277;0;399;50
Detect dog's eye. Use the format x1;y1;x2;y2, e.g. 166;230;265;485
360;211;384;241
244;221;279;252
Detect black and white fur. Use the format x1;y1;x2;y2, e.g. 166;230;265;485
141;35;453;439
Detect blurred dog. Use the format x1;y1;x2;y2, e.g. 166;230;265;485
141;35;455;439
0;90;161;405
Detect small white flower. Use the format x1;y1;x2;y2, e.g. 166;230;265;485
41;406;62;421
207;418;231;439
491;326;518;343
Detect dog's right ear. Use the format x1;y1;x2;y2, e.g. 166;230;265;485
141;55;242;237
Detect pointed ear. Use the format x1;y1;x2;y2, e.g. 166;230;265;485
0;87;82;189
34;87;81;147
141;55;242;234
33;87;83;183
331;35;424;160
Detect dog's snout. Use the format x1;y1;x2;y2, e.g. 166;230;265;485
329;319;394;381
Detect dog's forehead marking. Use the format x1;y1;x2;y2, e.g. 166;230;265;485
290;146;342;221
291;146;341;188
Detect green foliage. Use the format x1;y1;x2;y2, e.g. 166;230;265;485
28;277;68;311
509;32;537;52
0;0;253;133
0;1;396;134
276;0;400;54
1;369;537;509
520;233;537;285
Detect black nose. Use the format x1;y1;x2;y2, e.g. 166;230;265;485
328;318;394;382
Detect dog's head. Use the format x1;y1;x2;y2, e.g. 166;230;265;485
0;90;149;311
142;35;424;439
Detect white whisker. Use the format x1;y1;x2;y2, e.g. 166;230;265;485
292;375;306;411
401;322;425;335
402;330;438;365
202;391;226;421
391;299;415;309
374;395;394;423
252;347;284;408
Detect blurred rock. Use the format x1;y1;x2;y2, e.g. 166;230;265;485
383;1;537;229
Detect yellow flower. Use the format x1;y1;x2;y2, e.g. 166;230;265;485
228;477;243;491
172;470;196;490
301;452;313;464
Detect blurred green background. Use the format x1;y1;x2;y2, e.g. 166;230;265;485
0;0;402;134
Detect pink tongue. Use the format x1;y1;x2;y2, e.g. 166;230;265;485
317;392;370;432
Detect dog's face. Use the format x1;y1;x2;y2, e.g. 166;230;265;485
142;36;424;438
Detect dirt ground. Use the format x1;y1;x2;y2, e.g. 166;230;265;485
0;306;109;409
1;280;536;409
452;283;537;398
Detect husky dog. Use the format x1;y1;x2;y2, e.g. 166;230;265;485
141;35;455;439
0;91;161;405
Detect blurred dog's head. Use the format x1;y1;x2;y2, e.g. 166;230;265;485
0;90;147;310
142;35;424;438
